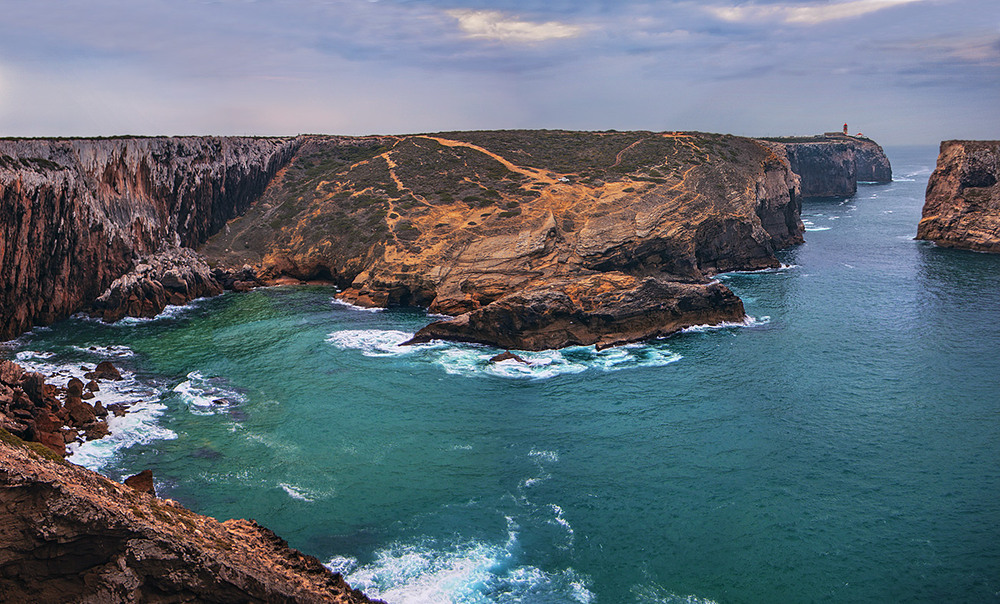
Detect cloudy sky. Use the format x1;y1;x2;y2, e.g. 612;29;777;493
0;0;997;144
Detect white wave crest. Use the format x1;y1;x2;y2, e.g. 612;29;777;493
329;536;594;604
15;350;55;361
172;371;246;416
111;299;205;325
327;329;684;379
331;297;386;313
680;315;769;333
70;345;136;358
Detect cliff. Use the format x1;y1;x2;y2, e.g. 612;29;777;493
762;135;892;197
917;140;1000;252
0;137;298;340
202;130;802;350
0;427;377;603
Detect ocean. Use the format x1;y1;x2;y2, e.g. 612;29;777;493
5;145;999;603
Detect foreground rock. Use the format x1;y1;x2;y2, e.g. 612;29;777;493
917;140;1000;252
762;134;892;197
0;430;377;603
203;131;802;349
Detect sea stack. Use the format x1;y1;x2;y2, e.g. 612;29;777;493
917;140;1000;252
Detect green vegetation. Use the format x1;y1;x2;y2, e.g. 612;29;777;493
0;427;66;464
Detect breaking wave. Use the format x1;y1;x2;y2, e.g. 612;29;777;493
326;329;682;379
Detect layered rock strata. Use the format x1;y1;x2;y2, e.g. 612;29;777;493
763;135;892;197
916;140;1000;252
202;131;802;350
0;137;298;340
0;429;377;603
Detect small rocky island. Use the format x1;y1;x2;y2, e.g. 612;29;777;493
917;140;1000;252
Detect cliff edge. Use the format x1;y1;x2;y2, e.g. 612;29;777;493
761;135;892;197
0;427;378;603
917;140;1000;252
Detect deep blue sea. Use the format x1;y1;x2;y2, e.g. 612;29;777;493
5;146;1000;603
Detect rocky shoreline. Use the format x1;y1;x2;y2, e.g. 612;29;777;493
0;421;379;603
2;130;891;352
0;358;125;458
917;140;1000;252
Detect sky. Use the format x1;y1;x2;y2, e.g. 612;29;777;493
0;0;997;144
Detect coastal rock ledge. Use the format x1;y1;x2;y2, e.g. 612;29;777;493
0;428;379;603
917;140;1000;252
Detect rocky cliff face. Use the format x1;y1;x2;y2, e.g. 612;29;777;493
0;137;298;340
203;130;802;350
0;427;377;603
764;135;891;197
917;140;1000;252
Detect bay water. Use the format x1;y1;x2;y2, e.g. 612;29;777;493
6;146;999;603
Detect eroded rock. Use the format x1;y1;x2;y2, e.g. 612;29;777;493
917;140;1000;252
0;433;378;603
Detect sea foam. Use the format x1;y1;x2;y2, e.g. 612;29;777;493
14;349;176;471
327;534;594;604
327;329;682;379
172;371;247;416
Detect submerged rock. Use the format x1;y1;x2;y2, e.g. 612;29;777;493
489;351;530;364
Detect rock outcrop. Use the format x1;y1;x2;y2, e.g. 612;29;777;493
89;246;223;322
763;135;892;197
917;140;1000;252
0;359;127;457
202;131;802;349
0;428;377;603
404;273;745;350
0;137;298;340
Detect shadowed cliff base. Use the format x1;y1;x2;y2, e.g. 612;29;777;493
917;140;1000;252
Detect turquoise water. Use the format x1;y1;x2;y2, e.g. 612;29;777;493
6;146;1000;603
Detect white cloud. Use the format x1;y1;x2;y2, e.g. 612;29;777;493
707;0;927;25
447;9;584;43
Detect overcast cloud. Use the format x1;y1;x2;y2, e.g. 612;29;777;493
0;0;997;144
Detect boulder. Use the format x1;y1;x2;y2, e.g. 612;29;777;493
66;377;85;398
86;361;123;381
489;351;529;364
83;421;110;441
64;398;97;427
123;469;156;496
